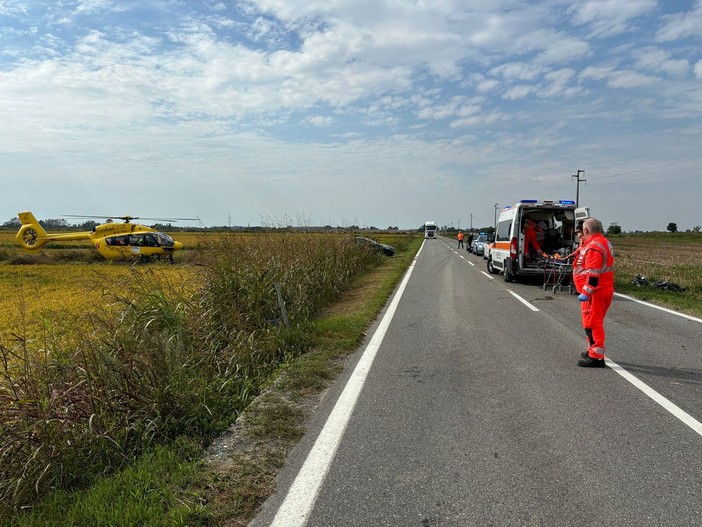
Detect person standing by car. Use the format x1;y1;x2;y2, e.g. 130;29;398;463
457;230;464;249
466;231;474;252
573;218;615;368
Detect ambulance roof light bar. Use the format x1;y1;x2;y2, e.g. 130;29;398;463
518;199;576;206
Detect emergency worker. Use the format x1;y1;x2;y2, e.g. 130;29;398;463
572;218;615;368
457;230;464;249
524;218;547;260
563;221;583;261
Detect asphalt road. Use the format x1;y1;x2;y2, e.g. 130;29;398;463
251;238;702;527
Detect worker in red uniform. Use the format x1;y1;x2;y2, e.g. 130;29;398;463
524;218;547;260
457;230;464;249
572;218;615;368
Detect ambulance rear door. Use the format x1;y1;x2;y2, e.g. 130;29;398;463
574;206;590;224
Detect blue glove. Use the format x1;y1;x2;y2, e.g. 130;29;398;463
578;293;590;302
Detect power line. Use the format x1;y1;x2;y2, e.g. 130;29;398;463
586;151;702;181
587;165;699;186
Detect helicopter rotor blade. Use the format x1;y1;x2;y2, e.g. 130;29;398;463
133;217;200;222
62;215;199;223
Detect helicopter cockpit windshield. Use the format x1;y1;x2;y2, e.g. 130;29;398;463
157;233;175;248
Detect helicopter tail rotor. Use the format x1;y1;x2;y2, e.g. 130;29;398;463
16;212;50;251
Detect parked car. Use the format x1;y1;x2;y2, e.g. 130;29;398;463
354;236;395;257
471;233;491;256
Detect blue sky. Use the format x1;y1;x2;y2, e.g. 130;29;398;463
1;0;701;231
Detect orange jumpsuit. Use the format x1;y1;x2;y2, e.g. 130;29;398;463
524;225;542;257
573;233;614;360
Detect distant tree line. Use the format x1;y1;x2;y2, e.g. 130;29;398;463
1;217;404;233
3;217;700;234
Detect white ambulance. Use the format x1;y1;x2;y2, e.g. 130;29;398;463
488;200;589;282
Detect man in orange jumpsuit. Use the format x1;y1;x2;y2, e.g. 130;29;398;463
457;230;464;249
524;219;547;260
572;218;615;368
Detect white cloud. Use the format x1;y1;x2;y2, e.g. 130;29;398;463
634;48;689;76
539;68;581;98
450;111;508;128
503;85;533;100
415;96;483;120
606;70;657;89
695;59;702;78
579;65;615;82
490;62;544;82
568;0;657;38
656;0;702;42
306;115;334;126
476;78;499;93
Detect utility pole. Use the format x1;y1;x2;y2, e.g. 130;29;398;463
572;169;585;207
493;203;499;233
470;213;473;232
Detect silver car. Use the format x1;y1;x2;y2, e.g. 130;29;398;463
471;233;490;256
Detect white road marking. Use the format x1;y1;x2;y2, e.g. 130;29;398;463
614;292;702;324
468;261;475;267
268;241;423;527
606;358;702;437
480;271;494;280
507;289;540;311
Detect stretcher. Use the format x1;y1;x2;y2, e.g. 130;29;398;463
540;259;574;294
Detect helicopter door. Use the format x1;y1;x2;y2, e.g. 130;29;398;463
144;234;159;247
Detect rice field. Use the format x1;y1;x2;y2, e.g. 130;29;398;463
0;263;195;339
0;229;199;339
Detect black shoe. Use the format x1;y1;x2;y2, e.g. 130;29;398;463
580;351;589;359
578;356;606;368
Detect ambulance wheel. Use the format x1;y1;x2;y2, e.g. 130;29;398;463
503;268;514;282
487;257;497;275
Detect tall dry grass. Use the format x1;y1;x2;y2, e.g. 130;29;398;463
0;231;387;518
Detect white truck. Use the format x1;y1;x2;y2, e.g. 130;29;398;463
488;200;589;282
424;221;438;239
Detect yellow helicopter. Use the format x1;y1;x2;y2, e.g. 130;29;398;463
16;211;192;262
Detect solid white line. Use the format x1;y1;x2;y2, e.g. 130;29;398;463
480;271;494;280
614;292;702;324
507;289;539;311
606;358;702;437
268;242;423;527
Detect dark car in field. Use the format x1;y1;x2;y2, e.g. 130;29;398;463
354;236;395;257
